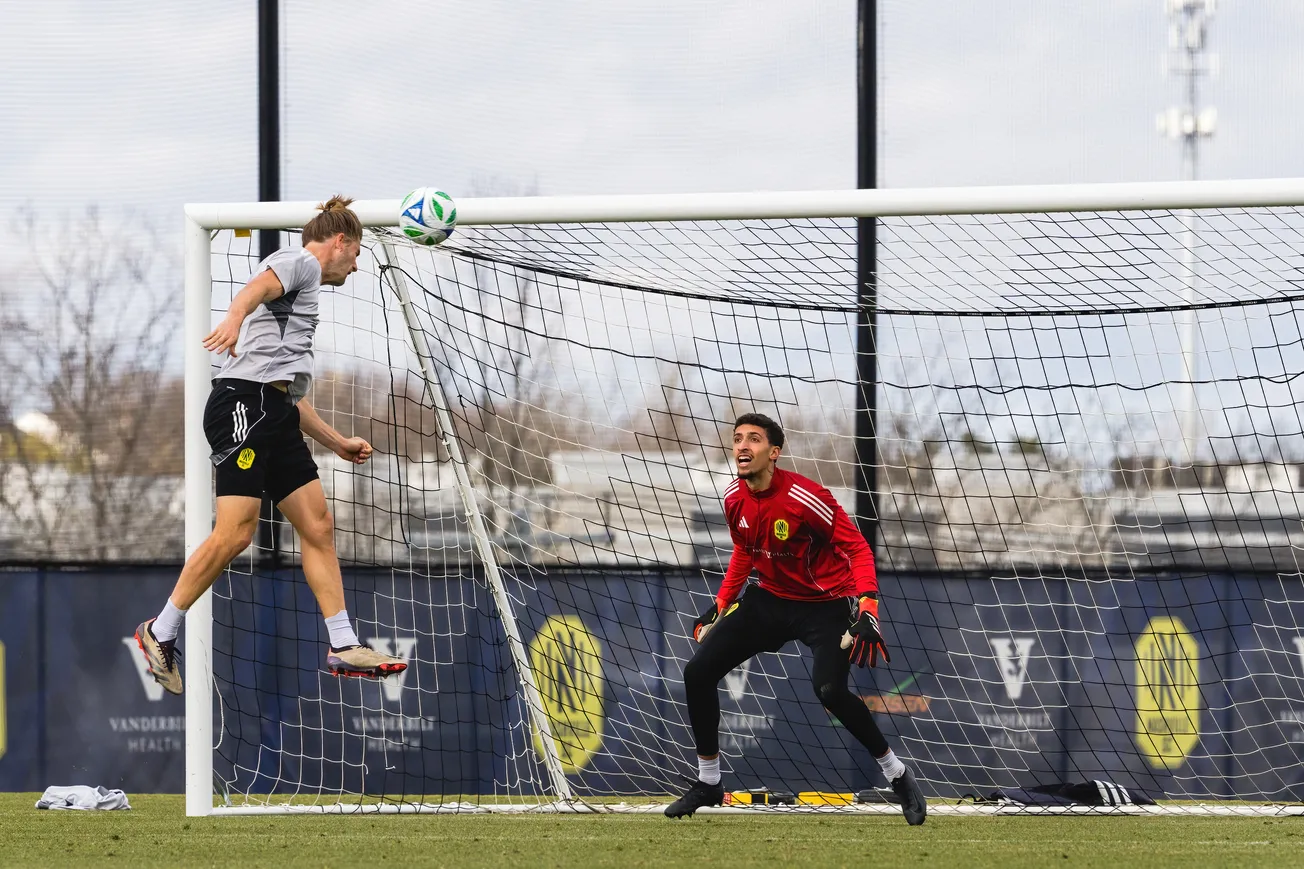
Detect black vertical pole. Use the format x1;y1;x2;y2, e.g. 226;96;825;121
259;0;279;260
855;0;879;551
258;0;282;568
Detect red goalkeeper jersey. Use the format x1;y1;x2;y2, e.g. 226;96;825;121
716;467;877;608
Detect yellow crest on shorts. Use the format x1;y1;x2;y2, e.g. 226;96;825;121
773;518;790;541
236;448;256;470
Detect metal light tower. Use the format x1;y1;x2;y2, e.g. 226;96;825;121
1157;0;1216;465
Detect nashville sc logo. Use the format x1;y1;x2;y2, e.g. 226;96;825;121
1134;616;1201;770
236;448;256;470
772;519;790;541
529;615;605;773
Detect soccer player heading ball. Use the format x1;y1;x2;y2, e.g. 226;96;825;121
134;197;407;695
666;413;926;824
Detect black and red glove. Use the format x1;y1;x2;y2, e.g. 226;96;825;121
693;600;739;644
841;594;890;668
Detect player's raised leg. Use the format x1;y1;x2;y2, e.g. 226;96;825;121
276;478;406;679
810;627;926;825
135;494;262;695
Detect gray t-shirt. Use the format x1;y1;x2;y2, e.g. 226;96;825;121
218;247;321;401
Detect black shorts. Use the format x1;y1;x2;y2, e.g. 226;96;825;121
709;586;858;655
203;378;318;503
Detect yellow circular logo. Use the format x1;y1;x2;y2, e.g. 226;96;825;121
1134;616;1201;770
236;448;256;470
528;615;604;773
773;518;790;541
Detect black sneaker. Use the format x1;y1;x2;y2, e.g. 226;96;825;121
890;767;927;825
664;779;725;818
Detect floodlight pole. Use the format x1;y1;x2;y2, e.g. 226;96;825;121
854;0;879;550
258;0;284;565
1158;0;1216;465
259;0;280;261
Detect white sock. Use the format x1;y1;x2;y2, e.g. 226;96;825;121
152;599;187;643
877;748;906;782
697;755;721;786
324;610;359;650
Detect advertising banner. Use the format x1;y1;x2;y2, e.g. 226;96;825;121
43;569;187;792
6;566;1304;799
0;571;40;792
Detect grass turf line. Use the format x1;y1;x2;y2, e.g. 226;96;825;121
1;794;1302;868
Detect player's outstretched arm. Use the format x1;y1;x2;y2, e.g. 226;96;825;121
298;399;373;465
203;269;285;357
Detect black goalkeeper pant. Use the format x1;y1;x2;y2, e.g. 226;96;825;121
682;586;891;759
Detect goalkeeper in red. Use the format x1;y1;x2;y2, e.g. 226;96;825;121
666;413;926;824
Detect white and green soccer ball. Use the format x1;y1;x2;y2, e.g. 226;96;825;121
398;188;457;245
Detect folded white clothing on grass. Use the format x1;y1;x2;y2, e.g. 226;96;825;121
35;786;132;811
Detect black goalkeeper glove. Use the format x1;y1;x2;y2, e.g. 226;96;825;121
693;604;719;643
841;594;890;668
693;600;738;644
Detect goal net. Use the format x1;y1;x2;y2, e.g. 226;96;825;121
187;182;1304;815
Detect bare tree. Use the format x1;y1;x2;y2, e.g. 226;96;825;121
0;209;182;561
875;367;1115;572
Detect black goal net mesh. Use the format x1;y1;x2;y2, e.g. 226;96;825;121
207;206;1304;810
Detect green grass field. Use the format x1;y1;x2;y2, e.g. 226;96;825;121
1;794;1302;868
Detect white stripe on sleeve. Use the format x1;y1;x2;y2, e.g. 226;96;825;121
788;486;834;525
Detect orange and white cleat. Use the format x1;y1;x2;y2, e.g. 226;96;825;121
134;619;183;696
326;644;408;679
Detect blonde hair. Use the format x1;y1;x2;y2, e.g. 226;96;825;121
303;195;362;243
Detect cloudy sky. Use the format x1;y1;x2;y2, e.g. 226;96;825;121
4;1;1304;454
5;0;1304;225
5;4;1304;393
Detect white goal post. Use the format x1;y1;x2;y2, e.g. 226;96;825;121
185;177;1304;817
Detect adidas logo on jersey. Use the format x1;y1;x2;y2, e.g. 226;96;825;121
738;516;749;528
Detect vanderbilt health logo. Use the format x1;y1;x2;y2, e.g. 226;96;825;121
529;615;605;773
115;637;183;752
350;637;431;751
366;637;419;702
724;659;753;703
122;636;168;702
1276;637;1304;743
989;636;1036;701
719;658;774;752
981;636;1052;749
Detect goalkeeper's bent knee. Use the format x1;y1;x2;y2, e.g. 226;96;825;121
815;681;852;708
